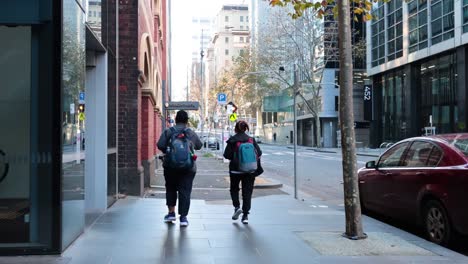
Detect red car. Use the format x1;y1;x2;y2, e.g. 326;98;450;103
358;133;468;245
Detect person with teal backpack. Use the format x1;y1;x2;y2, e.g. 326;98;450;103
223;121;262;224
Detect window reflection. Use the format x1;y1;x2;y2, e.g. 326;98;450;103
87;0;102;40
62;0;86;250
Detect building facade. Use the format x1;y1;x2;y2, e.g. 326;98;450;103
366;0;467;147
0;0;168;255
118;0;167;196
0;0;118;254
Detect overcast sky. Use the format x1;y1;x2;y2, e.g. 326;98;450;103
170;0;246;101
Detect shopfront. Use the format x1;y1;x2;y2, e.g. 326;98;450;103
0;0;114;255
370;51;465;147
0;0;62;254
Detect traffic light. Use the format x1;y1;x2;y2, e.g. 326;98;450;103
78;104;85;113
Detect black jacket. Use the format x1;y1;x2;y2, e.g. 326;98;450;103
157;124;202;172
223;132;262;172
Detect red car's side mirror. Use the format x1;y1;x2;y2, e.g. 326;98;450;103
366;160;377;169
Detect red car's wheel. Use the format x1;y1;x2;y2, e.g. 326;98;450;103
423;200;452;245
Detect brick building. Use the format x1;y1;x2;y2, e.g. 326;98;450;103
118;0;168;196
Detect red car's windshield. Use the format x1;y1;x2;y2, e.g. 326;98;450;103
433;134;468;156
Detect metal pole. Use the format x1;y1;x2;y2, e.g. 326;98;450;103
293;63;298;199
200;29;205;140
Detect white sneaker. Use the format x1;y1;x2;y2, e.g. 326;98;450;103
232;208;243;220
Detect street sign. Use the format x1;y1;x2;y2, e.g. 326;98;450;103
229;113;238;122
217;93;227;105
79;92;85;104
226;105;233;115
165;101;200;110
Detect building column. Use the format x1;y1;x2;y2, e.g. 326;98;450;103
456;46;468;132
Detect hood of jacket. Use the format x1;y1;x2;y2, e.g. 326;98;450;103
226;132;251;144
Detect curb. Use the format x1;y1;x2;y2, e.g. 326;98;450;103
356;153;380;157
149;180;283;190
311;149;337;154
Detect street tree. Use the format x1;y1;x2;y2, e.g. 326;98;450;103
269;0;375;240
255;8;341;147
210;50;280;131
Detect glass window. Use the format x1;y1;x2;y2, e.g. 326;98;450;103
464;2;468;32
0;13;57;251
408;0;428;53
432;0;454;43
62;0;86;250
240;16;244;22
225;37;229;43
225;16;229;22
225;49;229;55
378;142;409;167
386;0;403;61
403;141;440;167
371;4;386;66
419;53;457;134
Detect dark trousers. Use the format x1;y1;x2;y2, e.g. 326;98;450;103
230;173;255;214
164;169;196;216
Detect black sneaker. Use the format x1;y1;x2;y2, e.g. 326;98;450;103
164;212;176;223
232;207;243;220
241;214;248;224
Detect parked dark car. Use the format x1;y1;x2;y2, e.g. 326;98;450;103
207;137;220;149
358;134;468;245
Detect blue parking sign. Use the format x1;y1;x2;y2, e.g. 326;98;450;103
79;92;85;104
217;93;227;105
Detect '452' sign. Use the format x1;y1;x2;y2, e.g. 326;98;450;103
363;85;372;121
364;85;372;101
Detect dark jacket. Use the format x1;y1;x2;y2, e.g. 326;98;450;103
223;132;262;173
157;124;202;172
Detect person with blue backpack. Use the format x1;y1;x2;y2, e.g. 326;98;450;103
224;121;262;224
157;110;202;227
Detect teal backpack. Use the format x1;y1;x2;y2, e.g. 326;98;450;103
235;138;258;173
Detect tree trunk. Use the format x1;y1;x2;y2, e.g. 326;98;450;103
337;0;367;240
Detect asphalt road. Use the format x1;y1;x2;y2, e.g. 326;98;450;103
259;144;376;205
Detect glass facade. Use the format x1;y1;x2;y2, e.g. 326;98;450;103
419;54;457;133
373;52;459;146
380;69;407;141
61;0;86;250
371;0;403;66
371;2;385;67
0;0;61;253
408;0;428;53
463;0;468;32
87;0;102;40
431;0;454;45
387;0;403;61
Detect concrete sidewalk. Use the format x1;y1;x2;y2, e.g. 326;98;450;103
2;155;466;264
3;195;466;264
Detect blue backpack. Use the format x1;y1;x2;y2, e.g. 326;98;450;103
165;127;194;170
235;138;258;173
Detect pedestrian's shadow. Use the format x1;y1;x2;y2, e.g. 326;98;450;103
161;222;191;262
232;222;262;259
